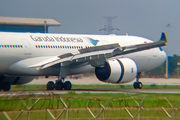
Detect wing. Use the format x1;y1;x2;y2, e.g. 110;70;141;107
29;32;167;69
113;32;167;56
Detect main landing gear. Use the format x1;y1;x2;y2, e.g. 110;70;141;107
133;72;143;89
46;78;72;90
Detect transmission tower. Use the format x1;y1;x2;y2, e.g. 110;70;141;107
99;16;120;34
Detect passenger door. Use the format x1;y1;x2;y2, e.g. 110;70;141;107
21;39;32;55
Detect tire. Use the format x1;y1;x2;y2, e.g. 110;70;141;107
2;82;11;91
138;82;143;89
64;81;72;90
133;82;138;89
55;81;64;90
46;81;55;90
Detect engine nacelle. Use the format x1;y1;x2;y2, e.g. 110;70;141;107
95;58;137;84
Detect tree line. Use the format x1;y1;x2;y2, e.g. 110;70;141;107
144;55;180;78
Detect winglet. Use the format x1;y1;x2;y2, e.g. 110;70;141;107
160;32;168;43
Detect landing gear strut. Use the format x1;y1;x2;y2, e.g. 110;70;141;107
46;78;72;90
133;72;143;89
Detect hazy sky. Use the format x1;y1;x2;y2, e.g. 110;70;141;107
0;0;180;55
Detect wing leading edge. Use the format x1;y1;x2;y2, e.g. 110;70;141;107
29;32;167;69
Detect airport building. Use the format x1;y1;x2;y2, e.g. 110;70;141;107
0;16;61;33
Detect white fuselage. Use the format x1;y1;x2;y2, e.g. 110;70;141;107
0;32;166;76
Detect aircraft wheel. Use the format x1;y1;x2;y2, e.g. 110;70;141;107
46;81;55;90
133;82;138;89
55;81;64;90
138;82;143;89
64;81;72;90
3;82;11;91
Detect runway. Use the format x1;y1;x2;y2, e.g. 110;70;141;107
29;76;180;85
1;76;180;96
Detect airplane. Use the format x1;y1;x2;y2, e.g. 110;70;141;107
0;32;167;91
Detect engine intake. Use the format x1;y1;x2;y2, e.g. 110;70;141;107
95;58;137;83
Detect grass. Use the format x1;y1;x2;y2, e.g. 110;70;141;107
1;93;180;110
1;93;180;120
2;84;180;120
10;84;180;91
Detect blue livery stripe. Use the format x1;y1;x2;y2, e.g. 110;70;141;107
116;59;124;83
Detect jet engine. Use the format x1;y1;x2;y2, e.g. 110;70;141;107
95;58;137;83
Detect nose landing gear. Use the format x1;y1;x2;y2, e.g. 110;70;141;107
133;81;143;89
133;72;143;89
